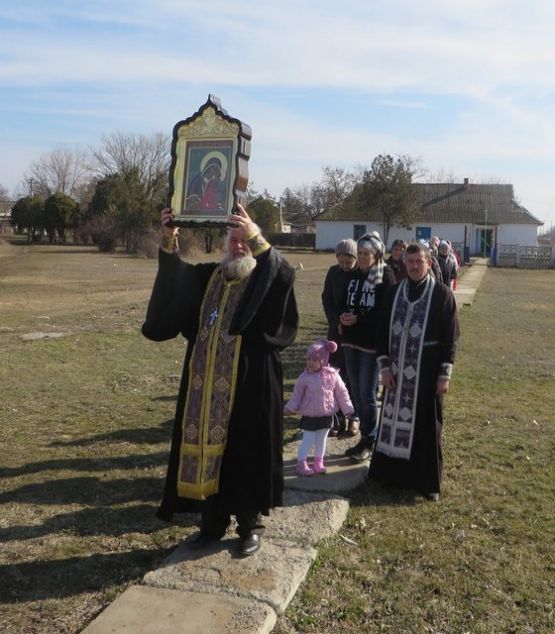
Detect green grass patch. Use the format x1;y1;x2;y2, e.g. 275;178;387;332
276;267;555;634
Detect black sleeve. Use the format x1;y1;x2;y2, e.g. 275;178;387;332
438;286;460;364
376;284;396;358
141;249;214;342
258;263;299;349
321;268;337;326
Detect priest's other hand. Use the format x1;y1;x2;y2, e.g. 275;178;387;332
226;204;258;239
436;378;450;395
381;368;395;390
161;208;178;238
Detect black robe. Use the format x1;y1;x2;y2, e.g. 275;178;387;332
369;276;459;494
142;247;298;521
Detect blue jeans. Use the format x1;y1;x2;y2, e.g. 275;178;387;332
343;346;379;440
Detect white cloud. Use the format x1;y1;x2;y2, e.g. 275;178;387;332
2;1;555;99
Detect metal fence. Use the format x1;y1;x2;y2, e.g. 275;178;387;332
495;245;555;268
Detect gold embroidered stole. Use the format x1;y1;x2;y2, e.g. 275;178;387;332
177;267;247;499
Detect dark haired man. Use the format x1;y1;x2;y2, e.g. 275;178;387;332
369;242;460;500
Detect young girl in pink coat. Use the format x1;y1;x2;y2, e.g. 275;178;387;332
285;339;354;476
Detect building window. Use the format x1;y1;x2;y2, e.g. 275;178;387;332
415;226;431;241
354;224;366;240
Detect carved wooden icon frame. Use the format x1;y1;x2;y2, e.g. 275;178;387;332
167;95;252;227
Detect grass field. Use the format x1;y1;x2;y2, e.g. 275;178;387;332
1;241;554;633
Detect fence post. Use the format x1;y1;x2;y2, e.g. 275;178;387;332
516;246;520;267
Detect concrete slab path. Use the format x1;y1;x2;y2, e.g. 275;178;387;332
454;257;488;308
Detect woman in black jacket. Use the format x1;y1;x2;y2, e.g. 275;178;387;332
339;233;395;461
321;239;358;435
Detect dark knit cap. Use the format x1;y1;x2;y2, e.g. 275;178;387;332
335;239;357;258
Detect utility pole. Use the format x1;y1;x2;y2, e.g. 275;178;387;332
483;207;488;258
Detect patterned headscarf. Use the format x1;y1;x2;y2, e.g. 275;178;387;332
358;232;385;285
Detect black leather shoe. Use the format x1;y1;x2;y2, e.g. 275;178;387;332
346;438;374;461
239;533;261;557
187;531;220;550
350;446;373;462
344;439;365;457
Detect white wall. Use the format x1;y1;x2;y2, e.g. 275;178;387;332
315;221;359;249
316;221;539;252
315;221;465;250
497;224;539;246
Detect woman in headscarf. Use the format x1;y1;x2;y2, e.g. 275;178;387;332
339;232;395;462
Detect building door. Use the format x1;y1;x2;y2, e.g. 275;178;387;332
415;226;431;242
477;229;493;257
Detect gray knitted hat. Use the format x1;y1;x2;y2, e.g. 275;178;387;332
335;239;357;258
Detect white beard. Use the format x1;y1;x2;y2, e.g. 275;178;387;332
221;254;257;280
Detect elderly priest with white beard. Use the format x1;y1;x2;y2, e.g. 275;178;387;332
142;205;298;556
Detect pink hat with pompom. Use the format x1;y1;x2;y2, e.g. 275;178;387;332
306;339;338;367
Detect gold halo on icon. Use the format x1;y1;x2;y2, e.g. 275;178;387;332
200;151;228;180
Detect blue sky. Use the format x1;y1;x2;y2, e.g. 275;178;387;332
1;0;555;226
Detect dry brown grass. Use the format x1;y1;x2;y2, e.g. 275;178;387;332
0;242;334;633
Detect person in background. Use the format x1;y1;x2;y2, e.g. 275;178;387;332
437;240;458;289
386;238;407;282
369;242;460;501
285;339;354;476
340;232;395;462
321;239;358;436
142;205;298;557
420;239;443;283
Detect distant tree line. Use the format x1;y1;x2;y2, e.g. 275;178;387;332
5;129;429;254
8;134;169;254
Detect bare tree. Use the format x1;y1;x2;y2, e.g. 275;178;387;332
423;168;457;183
280;185;313;229
91;132;170;204
0;183;10;201
23;147;91;199
310;166;356;216
280;166;356;229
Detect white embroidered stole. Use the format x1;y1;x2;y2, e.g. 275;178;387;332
376;276;435;459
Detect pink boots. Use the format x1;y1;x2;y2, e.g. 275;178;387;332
296;458;327;476
312;457;327;474
296;459;314;476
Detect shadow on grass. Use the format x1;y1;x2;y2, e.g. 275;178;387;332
151;394;178;402
349;478;423;508
0;476;162;506
0;547;168;604
49;419;173;447
0;451;168;478
0;504;197;542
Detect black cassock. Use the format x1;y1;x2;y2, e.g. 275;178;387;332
142;247;298;521
369;276;460;495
